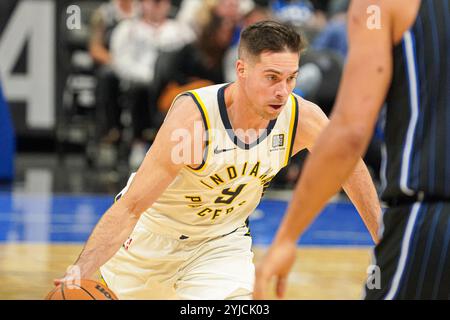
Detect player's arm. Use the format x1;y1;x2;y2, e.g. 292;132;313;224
56;96;204;282
276;0;393;248
292;99;380;242
254;1;393;299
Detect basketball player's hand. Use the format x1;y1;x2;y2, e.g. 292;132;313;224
253;241;296;300
53;265;82;287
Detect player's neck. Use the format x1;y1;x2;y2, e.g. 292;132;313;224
225;83;270;132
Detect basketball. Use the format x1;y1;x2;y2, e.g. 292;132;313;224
45;279;118;300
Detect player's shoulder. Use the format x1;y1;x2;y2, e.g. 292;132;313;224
347;0;396;27
293;96;329;138
294;95;324;118
165;83;229;127
165;94;202;124
348;0;392;11
190;83;228;96
290;96;329;152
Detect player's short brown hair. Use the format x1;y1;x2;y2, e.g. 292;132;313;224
238;20;305;60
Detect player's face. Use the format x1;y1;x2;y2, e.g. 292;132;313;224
242;51;299;120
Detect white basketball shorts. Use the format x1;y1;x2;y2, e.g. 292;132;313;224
99;218;255;300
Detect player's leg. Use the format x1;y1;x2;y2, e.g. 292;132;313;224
391;203;450;299
363;204;413;299
175;226;254;300
364;202;450;299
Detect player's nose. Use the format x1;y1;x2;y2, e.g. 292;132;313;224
274;82;289;100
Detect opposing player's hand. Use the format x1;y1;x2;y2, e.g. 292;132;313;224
253;241;296;300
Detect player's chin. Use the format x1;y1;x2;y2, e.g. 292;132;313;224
266;105;283;118
264;113;280;121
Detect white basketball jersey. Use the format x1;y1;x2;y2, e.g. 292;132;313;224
119;83;300;238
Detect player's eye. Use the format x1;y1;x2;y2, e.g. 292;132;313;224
266;75;277;81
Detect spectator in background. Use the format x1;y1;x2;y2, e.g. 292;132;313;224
224;7;273;83
90;0;140;148
110;0;195;169
153;13;235;113
309;0;328;13
311;0;381;182
90;0;140;66
212;0;243;25
271;0;315;28
177;0;253;35
308;0;328;26
312;0;349;58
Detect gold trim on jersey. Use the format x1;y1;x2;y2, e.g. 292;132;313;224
284;95;299;167
186;90;211;172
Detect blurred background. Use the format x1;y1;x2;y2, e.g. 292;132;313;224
0;0;382;299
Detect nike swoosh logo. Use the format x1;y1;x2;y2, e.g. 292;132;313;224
214;146;237;154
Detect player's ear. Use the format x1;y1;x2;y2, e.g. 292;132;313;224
236;59;246;78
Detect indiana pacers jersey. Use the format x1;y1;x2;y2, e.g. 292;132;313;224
119;83;300;238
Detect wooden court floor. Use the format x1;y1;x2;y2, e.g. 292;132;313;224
0;244;372;300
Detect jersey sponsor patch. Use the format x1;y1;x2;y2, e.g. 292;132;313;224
272;134;285;148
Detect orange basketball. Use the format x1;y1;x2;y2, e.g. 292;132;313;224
45;279;118;300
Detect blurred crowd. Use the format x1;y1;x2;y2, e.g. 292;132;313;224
63;0;380;187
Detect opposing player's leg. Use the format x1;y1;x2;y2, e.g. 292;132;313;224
364;202;450;299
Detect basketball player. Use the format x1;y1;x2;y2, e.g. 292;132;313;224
254;0;450;300
55;21;381;300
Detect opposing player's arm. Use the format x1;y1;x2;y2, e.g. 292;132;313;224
276;0;393;245
292;99;380;242
57;95;204;281
255;1;394;299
